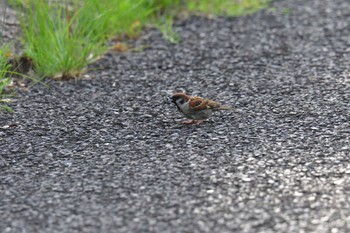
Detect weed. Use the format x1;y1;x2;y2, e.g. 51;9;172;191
156;16;181;44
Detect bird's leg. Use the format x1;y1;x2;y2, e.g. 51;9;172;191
181;120;196;124
181;120;205;124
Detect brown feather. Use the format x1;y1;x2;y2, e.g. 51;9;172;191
189;96;222;111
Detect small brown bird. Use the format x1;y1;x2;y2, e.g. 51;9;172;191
170;93;233;124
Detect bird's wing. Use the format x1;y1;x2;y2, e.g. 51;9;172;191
189;96;221;111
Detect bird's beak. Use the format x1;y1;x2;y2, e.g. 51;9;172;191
164;95;173;104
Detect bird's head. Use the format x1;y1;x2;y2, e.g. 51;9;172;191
170;93;191;108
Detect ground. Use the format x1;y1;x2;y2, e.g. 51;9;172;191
1;0;350;232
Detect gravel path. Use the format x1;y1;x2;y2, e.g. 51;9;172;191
2;0;350;232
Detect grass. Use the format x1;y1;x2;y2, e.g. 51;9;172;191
10;0;270;80
186;0;271;16
16;0;160;79
0;45;14;112
20;0;113;79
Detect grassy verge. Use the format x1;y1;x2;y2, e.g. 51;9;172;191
10;0;270;80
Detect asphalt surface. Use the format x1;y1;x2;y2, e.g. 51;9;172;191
2;0;350;232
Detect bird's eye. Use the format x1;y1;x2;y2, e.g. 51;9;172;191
178;98;185;105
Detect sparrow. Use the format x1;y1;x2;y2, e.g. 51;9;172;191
170;93;233;124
